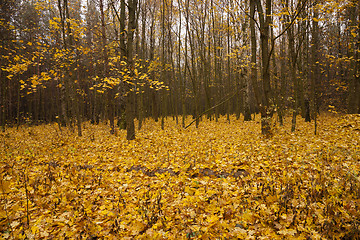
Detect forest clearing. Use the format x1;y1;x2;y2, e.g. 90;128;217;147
1;114;359;239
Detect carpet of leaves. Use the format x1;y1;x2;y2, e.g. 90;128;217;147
1;114;359;239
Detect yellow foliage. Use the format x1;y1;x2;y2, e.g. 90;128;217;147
0;114;359;239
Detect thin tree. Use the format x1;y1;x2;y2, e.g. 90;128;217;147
125;0;138;140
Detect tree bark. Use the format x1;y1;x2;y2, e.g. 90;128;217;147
100;0;114;135
311;0;319;135
348;2;359;113
125;0;138;140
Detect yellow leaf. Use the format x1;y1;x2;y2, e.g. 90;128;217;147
233;228;247;238
206;214;219;224
31;225;38;234
278;228;297;236
185;186;194;195
10;221;20;228
100;209;108;215
0;210;7;218
131;220;146;235
313;17;319;22
1;179;10;193
241;211;253;222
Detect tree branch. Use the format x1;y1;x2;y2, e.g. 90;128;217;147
184;89;241;129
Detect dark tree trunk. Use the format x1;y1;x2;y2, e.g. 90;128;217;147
125;0;138;140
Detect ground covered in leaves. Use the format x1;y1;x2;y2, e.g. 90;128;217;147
1;114;359;239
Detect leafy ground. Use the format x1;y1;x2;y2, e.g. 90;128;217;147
1;114;359;239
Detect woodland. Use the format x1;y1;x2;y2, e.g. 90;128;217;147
0;0;359;239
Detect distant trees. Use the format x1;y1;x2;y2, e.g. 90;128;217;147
0;0;19;131
346;0;360;114
0;0;358;137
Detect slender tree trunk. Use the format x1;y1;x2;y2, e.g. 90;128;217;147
161;0;166;130
125;0;138;140
65;0;82;136
148;11;158;122
278;24;287;126
270;18;282;126
253;0;274;137
178;0;186;127
226;2;231;123
357;7;360;113
249;0;260;120
138;1;146;130
311;0;319;135
244;11;252;122
211;0;220;122
100;0;113;135
287;0;297;132
0;69;5;132
57;0;69;127
348;2;359;113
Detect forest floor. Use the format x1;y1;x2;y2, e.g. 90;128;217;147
1;114;359;239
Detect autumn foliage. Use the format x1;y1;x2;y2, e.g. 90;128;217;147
1;114;359;239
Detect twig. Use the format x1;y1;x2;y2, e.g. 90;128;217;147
23;172;30;227
184;90;240;129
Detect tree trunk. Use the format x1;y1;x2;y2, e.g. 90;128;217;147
258;0;274;137
125;0;138;140
0;69;5;132
137;1;147;130
100;0;113;135
311;0;319;135
286;0;297;132
348;2;359;113
249;0;258;122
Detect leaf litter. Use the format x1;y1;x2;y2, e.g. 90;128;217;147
0;114;359;239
